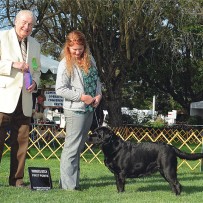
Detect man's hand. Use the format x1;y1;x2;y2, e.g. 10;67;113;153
27;80;36;93
12;61;29;72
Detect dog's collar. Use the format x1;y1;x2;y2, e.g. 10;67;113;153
102;135;121;155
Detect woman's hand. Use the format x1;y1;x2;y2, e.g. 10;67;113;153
92;94;102;108
80;94;95;105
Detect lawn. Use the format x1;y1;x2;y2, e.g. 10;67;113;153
1;156;203;203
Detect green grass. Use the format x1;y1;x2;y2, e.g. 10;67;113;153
1;156;203;203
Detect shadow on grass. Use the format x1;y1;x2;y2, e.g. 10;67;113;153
79;172;203;195
177;172;203;181
136;184;203;195
80;174;169;191
81;175;115;189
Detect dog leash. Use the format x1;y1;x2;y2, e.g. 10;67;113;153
94;108;100;127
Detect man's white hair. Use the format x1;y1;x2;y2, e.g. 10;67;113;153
15;10;36;25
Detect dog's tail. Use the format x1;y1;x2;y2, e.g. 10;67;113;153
172;146;203;160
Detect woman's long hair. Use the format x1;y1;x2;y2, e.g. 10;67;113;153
61;30;91;75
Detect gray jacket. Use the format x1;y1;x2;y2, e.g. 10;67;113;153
55;57;102;112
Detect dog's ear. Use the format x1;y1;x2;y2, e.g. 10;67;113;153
96;126;114;140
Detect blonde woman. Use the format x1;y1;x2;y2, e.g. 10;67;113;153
55;30;102;190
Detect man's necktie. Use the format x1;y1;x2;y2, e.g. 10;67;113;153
21;39;27;61
21;38;32;89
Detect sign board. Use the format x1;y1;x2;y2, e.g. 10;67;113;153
28;167;52;190
167;110;177;119
44;91;63;107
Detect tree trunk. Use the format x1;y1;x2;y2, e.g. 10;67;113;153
105;99;123;127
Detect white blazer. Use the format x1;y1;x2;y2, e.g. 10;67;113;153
0;28;41;117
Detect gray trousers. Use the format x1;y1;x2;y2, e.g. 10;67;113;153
60;110;93;189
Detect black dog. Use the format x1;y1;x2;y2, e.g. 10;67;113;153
88;126;203;195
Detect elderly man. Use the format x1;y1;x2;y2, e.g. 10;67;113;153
0;10;41;187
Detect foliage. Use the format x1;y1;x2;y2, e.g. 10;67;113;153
187;115;203;125
146;116;166;128
121;114;135;125
0;0;202;126
39;71;56;88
